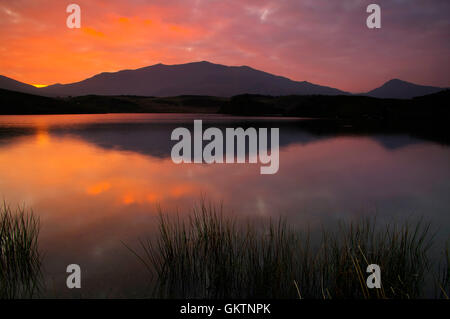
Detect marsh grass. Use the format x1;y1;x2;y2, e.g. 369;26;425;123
436;243;449;298
0;202;42;298
134;202;447;299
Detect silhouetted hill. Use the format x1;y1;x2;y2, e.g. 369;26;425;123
0;88;224;114
0;75;40;95
2;64;447;99
220;89;450;119
0;88;68;114
37;61;347;97
1;86;449;123
366;79;445;99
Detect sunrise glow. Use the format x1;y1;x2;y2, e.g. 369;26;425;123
0;1;448;92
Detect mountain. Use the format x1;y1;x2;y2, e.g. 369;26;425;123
2;63;446;99
366;79;445;99
0;75;40;95
37;61;347;97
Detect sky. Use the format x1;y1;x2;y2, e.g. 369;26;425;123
0;0;449;93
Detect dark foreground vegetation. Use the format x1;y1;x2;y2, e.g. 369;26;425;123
223;89;450;120
0;203;42;298
132;203;450;299
0;88;226;115
1;199;448;299
1;87;449;122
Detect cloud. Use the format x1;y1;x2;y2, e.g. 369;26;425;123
0;0;448;92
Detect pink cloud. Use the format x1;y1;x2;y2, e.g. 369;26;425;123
0;0;448;92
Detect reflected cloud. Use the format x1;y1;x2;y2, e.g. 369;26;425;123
86;181;111;195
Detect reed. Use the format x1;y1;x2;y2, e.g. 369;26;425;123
0;202;42;298
134;202;446;299
436;243;449;299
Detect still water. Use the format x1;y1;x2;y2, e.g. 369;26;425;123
0;114;449;297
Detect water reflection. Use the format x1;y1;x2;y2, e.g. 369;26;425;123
0;114;449;297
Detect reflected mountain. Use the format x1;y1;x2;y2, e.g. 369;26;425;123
48;119;323;159
0;126;36;145
22;118;442;157
0;115;444;159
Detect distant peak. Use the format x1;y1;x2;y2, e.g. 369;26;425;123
149;61;214;68
189;61;219;66
367;78;443;99
178;61;212;65
386;78;407;84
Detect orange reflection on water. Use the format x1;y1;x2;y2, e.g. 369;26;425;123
36;130;50;146
0;134;206;221
86;182;112;195
122;194;136;205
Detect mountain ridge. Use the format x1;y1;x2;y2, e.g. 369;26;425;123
0;61;447;99
0;75;41;95
2;61;348;97
366;78;445;99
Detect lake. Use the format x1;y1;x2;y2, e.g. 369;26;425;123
0;113;449;297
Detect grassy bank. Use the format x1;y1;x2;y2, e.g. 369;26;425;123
133;203;449;299
0;203;42;298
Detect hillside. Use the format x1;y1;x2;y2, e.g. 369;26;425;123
36;61;347;97
366;79;444;99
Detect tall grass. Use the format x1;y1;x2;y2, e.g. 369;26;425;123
0;202;42;298
134;202;447;299
436;243;449;298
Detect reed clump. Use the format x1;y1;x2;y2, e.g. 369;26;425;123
0;202;42;298
135;202;447;299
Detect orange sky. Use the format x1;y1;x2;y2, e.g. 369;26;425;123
0;0;449;92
